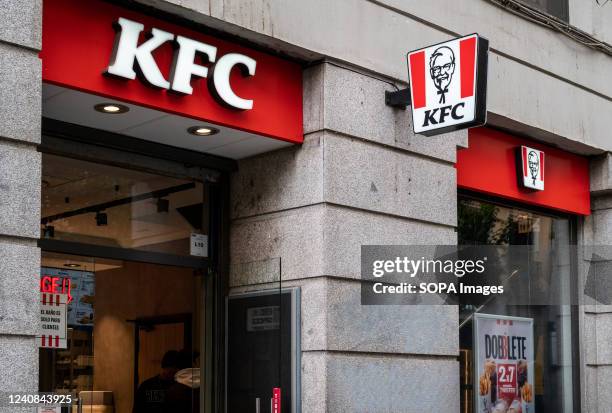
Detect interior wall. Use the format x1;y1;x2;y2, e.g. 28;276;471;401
93;261;197;413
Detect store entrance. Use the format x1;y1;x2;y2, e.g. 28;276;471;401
39;253;204;413
38;138;218;413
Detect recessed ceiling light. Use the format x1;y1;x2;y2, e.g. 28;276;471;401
94;103;130;114
188;126;219;136
64;263;81;268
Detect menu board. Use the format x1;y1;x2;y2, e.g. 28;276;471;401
474;314;535;413
40;267;95;327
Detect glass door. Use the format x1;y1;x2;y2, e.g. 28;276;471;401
226;281;290;413
39;145;217;413
39;252;206;413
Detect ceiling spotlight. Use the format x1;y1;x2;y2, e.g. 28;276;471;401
95;211;108;226
43;225;55;239
94;103;130;114
64;263;81;268
157;198;170;213
187;126;219;136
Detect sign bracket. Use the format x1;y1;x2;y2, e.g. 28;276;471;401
385;87;411;109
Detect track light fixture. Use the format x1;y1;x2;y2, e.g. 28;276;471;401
95;211;108;226
157;198;170;213
43;225;55;238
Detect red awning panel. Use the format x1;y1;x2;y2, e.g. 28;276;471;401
457;127;590;215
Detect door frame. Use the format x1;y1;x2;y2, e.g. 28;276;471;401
39;119;233;413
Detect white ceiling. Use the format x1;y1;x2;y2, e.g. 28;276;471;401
42;84;293;160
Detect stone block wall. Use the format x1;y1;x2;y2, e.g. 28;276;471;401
0;1;42;411
229;62;466;412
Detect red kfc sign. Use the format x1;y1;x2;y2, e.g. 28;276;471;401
41;0;303;144
407;34;488;136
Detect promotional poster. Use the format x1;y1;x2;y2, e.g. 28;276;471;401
474;314;535;413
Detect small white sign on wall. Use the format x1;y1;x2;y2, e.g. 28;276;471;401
246;306;280;332
39;293;68;349
190;233;208;257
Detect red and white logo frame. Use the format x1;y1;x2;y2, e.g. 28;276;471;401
407;33;488;136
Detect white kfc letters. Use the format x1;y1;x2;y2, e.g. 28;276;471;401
106;17;256;110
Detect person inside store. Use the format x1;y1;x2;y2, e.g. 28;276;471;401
133;350;181;413
165;350;201;413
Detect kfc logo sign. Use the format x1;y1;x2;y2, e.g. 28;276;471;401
106;17;256;110
407;34;488;136
519;146;545;191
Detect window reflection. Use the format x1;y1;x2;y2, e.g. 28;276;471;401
458;197;575;413
41;154;206;256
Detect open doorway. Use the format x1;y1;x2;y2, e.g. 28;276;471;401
38;142;214;413
39;254;205;413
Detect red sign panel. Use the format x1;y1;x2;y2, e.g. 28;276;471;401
496;363;518;400
41;0;303;144
457;127;590;215
272;388;281;413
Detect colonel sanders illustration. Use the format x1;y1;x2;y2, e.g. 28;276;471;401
527;150;539;186
429;46;455;104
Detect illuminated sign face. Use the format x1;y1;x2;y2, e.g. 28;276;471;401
519;146;545;191
106;17;257;110
407;34;488;136
40;276;72;304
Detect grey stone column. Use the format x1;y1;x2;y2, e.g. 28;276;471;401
582;153;612;413
230;62;467;412
0;0;42;408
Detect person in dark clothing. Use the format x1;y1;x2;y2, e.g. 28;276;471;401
133;350;180;413
165;350;200;413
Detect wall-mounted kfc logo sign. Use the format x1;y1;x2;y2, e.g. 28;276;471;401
407;34;488;136
106;17;256;110
519;146;545;191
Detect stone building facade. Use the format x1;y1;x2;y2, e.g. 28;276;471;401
0;0;611;411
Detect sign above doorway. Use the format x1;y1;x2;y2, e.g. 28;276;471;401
106;17;258;111
41;0;303;144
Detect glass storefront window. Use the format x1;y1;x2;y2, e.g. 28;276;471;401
39;152;208;412
458;196;577;413
39;252;204;412
41;154;206;256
